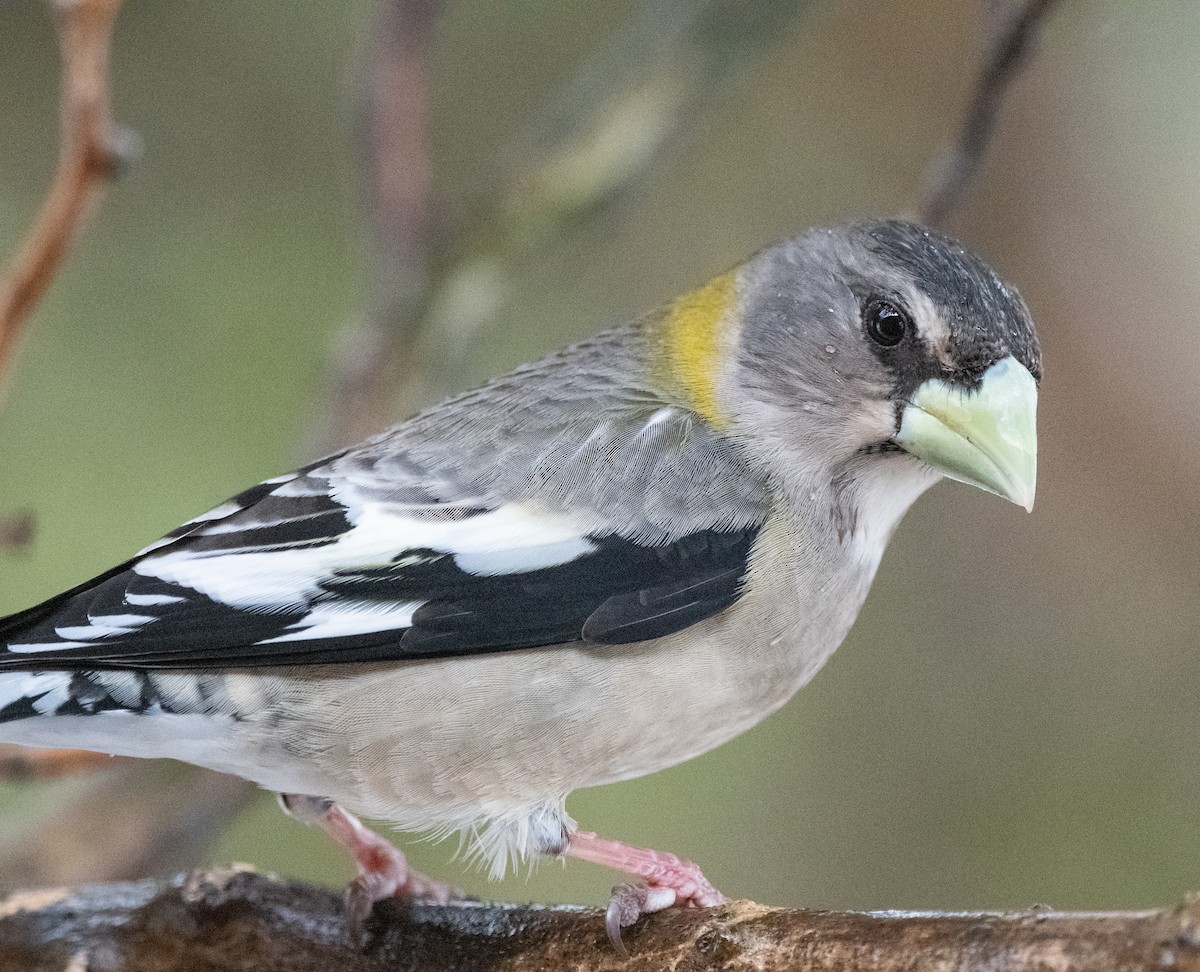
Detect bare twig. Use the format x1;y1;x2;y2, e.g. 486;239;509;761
0;0;130;551
0;0;129;380
916;0;1063;228
0;868;1195;972
305;0;445;454
0;0;147;864
0;0;229;891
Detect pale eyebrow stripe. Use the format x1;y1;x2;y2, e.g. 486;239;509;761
907;290;955;368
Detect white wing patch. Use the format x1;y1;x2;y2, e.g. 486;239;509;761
126;593;186;607
256;599;421;644
133;501;601;635
6;640;91;653
56;613;155;638
18;673;74;715
453;539;595;576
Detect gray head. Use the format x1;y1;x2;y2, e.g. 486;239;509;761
681;220;1040;516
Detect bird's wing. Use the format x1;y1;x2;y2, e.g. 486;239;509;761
0;409;769;670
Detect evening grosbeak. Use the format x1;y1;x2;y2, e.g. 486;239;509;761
0;220;1039;946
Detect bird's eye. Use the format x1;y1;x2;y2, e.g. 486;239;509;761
863;299;909;348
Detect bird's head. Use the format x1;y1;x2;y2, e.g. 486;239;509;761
654;220;1040;518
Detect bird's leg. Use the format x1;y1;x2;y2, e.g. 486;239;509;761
279;794;459;935
564;830;728;953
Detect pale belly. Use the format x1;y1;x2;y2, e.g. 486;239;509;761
0;506;885;868
255;517;878;831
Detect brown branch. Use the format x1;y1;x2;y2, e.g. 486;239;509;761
0;753;257;890
0;0;130;552
0;2;222;889
0;868;1195;971
304;0;445;455
0;0;146;861
0;0;128;380
916;0;1062;228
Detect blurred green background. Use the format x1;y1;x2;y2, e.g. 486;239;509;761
2;0;1200;914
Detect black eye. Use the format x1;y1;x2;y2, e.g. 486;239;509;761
863;299;909;348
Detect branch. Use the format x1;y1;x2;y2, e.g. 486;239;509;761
0;0;131;548
0;2;242;890
0;0;129;380
0;868;1195;971
916;0;1062;228
304;0;444;455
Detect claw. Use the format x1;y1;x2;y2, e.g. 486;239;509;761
604;883;681;954
605;888;631;958
280;793;462;942
567;831;727;953
346;875;386;944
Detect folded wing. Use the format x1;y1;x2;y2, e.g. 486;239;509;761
0;445;764;670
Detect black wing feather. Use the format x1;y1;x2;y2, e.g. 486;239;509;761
0;524;760;670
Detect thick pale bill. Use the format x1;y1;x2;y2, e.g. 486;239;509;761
895;356;1038;512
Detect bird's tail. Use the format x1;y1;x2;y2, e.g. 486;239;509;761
0;671;77;724
0;668;237;769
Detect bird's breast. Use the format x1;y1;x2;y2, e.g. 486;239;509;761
265;507;878;826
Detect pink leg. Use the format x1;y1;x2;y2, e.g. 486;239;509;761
280;794;459;936
565;830;728;953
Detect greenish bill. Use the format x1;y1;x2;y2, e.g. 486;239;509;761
896;356;1038;511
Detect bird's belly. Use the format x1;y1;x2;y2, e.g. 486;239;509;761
266;561;869;829
0;514;877;844
0;586;852;834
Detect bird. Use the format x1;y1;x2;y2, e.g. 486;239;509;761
0;219;1039;947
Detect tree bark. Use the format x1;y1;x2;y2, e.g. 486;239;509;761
0;868;1194;972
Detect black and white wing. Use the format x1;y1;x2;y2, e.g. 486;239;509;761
0;422;768;671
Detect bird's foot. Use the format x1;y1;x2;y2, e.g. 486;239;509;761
280;794;461;940
338;817;461;937
564;830;727;955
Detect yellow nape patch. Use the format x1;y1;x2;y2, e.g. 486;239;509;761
658;271;736;427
